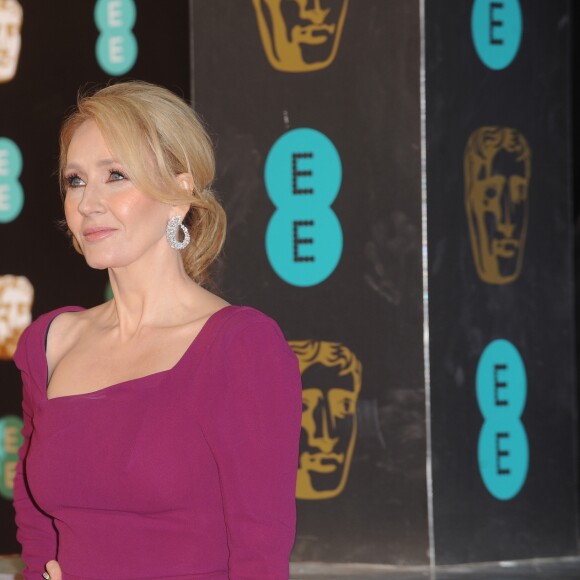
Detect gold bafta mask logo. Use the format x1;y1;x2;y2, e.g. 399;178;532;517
290;340;361;499
464;126;531;285
0;0;22;83
252;0;349;73
0;275;33;360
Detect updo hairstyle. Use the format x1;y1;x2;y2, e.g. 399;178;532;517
59;80;226;287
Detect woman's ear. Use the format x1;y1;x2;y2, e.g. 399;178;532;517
173;173;195;219
175;172;195;195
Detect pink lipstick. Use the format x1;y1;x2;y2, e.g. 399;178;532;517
83;227;116;242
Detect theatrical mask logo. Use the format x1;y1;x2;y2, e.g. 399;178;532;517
252;0;348;73
0;275;33;360
464;126;531;284
0;0;22;83
290;340;361;499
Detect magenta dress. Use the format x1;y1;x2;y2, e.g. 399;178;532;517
13;305;302;580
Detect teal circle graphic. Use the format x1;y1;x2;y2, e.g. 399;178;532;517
266;209;343;287
0;415;24;501
94;0;137;31
0;181;24;223
476;339;528;500
472;0;522;70
476;338;527;419
96;32;138;76
0;416;23;460
0;138;24;223
264;128;342;208
0;138;22;179
478;419;529;500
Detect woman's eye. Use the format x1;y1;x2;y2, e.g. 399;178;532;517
108;170;126;182
66;174;84;188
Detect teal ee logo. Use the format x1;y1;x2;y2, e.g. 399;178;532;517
472;0;522;70
0;138;23;223
264;128;343;287
476;339;528;500
0;415;23;500
95;0;138;76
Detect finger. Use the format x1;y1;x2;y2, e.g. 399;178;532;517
45;560;63;580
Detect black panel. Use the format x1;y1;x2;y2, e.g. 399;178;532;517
427;0;577;563
192;0;428;565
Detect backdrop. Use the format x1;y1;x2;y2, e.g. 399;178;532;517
0;0;576;568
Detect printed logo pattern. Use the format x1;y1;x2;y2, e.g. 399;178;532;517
252;0;349;73
290;340;362;500
476;339;528;500
464;126;530;285
0;274;33;360
0;0;22;83
0;415;23;500
0;138;23;223
472;0;522;70
95;0;138;76
265;128;343;287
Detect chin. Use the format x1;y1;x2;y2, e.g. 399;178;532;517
84;260;112;271
82;252;125;271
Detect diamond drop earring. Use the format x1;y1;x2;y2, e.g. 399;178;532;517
165;216;190;250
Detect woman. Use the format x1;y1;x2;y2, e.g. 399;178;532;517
13;81;302;580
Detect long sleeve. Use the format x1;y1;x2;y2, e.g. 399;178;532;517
13;324;58;579
199;315;302;580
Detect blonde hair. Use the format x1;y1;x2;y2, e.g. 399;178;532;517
59;80;226;287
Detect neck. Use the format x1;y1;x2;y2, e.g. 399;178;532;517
105;249;200;337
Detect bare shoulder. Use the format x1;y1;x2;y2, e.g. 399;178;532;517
46;303;109;361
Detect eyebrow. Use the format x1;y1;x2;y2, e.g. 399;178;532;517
64;158;120;171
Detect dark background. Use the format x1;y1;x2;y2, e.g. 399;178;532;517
0;0;191;554
428;0;577;564
1;0;578;567
192;0;429;564
1;0;431;564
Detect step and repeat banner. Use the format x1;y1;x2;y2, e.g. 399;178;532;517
191;0;429;565
0;0;576;568
427;0;577;564
0;0;191;555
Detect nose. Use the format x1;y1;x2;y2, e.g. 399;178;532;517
77;183;106;216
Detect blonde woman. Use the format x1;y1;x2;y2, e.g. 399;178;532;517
13;81;302;580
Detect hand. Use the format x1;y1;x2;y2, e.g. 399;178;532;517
44;560;62;580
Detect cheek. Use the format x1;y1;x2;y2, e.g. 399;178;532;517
113;190;166;224
116;196;150;220
63;197;80;230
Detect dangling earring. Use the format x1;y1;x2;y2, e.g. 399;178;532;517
166;216;190;250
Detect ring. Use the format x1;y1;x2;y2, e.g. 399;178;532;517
42;573;51;580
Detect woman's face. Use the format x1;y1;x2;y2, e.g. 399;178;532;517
63;120;172;271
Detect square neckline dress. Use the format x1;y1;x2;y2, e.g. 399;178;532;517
13;304;302;580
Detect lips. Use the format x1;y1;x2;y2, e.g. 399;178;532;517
82;227;117;242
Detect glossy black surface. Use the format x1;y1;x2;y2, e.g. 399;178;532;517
291;556;580;579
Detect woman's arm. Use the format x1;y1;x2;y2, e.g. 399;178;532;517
202;315;302;580
13;326;59;579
